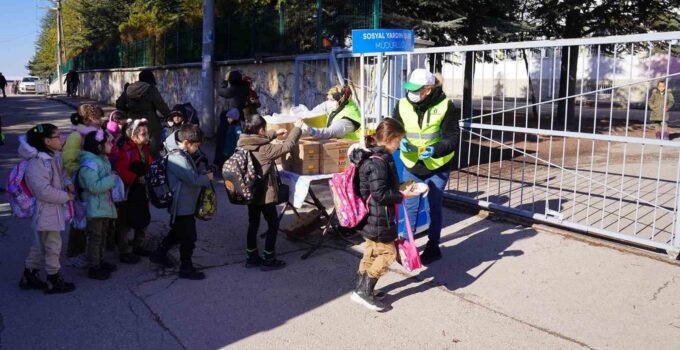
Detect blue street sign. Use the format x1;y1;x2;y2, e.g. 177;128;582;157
351;29;415;54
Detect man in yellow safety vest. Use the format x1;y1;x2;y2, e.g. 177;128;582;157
393;68;459;264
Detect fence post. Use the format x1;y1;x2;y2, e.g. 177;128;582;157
201;0;216;137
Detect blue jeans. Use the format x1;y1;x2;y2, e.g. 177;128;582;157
402;169;450;245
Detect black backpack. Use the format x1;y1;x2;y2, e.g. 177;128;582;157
145;149;185;209
222;148;263;205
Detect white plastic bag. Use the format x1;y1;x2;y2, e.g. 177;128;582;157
111;175;127;203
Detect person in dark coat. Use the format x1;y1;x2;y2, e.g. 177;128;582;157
64;69;80;97
115;70;171;158
348;118;419;312
214;70;250;168
0;73;7;98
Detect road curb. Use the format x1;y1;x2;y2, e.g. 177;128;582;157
46;95;79;110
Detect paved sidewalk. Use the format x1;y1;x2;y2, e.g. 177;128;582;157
1;96;679;350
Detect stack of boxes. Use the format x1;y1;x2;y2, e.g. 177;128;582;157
281;137;357;175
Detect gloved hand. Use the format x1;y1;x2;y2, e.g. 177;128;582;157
399;138;411;153
129;161;146;176
419;146;434;160
300;122;310;134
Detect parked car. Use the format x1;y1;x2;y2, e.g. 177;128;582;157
18;77;39;94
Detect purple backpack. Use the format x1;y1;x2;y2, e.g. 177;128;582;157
7;160;35;218
329;155;383;228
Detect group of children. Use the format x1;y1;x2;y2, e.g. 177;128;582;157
17;100;417;313
18;102;211;294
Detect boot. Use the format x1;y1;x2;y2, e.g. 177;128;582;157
179;261;205;280
45;272;76;294
420;241;442;265
99;260;118;273
149;244;175;268
88;266;111;280
245;249;263;268
261;252;286;271
120;253;141;264
350;274;386;312
354;272;385;301
19;268;47;290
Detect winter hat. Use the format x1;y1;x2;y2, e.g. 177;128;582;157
226;108;240;121
139;69;156;86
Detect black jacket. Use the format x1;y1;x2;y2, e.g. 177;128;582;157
116;81;171;158
214;80;250;167
351;146;403;243
393;85;459;177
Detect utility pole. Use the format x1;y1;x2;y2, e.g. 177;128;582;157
200;0;215;137
55;0;64;93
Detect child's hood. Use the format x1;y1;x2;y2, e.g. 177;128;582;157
72;124;100;137
164;131;180;152
18;136;38;160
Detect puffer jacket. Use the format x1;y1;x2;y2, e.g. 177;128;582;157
351;145;404;243
114;139;153;187
63;124;99;177
164;133;211;216
78;151;117;219
115;81;171;157
237;127;302;205
19;137;71;232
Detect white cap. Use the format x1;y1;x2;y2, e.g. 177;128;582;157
403;68;435;91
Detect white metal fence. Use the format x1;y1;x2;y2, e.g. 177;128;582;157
294;32;680;258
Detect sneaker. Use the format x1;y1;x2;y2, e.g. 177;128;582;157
120;253;141;264
45;273;76;294
19;268;47;290
261;257;286;271
88;266;111;280
67;254;90;269
179;265;205;280
100;260;118;273
149;250;175;268
420;241;442;265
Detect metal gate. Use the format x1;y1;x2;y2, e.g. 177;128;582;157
294;32;680;258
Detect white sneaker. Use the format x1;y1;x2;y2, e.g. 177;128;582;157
67;254;90;269
350;292;384;312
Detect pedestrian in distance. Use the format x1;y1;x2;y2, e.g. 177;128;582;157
78;129;118;280
237;114;303;271
649;80;675;140
18;124;77;294
0;72;7;98
348;118;420;312
150;124;213;280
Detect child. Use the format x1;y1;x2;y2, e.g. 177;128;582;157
19;124;76;294
150;124;213;280
161;105;186;143
649;80;675;140
238;114;303;271
114;119;153;264
63;104;104;268
79;129;118;280
106;110;128;140
349;118;418;311
221;108;242;162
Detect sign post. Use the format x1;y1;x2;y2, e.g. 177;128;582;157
352;29;414;140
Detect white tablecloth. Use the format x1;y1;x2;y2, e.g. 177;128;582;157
278;168;334;209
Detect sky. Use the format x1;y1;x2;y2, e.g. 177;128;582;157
0;0;48;79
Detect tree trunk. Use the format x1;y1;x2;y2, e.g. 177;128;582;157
556;10;581;131
522;48;539;121
463;51;475;119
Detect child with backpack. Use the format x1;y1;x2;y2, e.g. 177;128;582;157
237;114;303;271
78;129;118;280
348;118;418;312
150;124;213;280
18;124;76;294
63;104;104;268
220;108;242;162
113;119;153;264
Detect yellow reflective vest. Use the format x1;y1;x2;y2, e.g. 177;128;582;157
399;98;454;170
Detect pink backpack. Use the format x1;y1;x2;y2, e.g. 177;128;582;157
329;155;383;228
7;160;35;218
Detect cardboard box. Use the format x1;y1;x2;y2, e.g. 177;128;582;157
282;140;321;175
318;139;357;174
